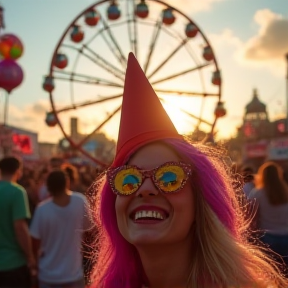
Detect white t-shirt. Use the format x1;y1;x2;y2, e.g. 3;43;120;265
249;188;288;235
38;184;50;202
243;182;255;198
30;192;91;283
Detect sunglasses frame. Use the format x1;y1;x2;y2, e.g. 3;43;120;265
107;161;193;196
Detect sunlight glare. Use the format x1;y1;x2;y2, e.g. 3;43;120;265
161;97;195;135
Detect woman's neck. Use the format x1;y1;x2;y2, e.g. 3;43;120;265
137;237;192;288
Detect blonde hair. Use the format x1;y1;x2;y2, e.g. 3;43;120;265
186;146;288;288
187;186;286;288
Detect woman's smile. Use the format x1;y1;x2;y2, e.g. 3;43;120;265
130;204;169;221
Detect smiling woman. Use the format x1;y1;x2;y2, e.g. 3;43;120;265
88;53;288;288
114;143;195;251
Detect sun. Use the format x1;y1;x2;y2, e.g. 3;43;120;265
161;97;195;135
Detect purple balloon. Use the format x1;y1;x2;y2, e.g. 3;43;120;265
0;59;24;93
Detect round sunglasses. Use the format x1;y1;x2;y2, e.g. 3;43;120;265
107;161;193;196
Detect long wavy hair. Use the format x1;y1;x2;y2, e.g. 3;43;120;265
257;161;288;205
89;138;288;288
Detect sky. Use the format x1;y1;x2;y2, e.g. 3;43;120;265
0;0;288;144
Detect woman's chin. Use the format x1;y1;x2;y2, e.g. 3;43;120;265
127;231;168;246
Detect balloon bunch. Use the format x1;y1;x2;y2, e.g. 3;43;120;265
0;33;24;93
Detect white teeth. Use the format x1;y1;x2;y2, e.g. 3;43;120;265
157;212;163;219
134;210;165;220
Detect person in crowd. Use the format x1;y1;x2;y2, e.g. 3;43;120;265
61;162;95;283
37;167;50;202
241;165;255;198
49;156;64;170
38;157;65;201
248;161;288;270
18;167;38;218
0;156;35;288
89;53;288;288
61;163;82;192
30;170;92;288
79;166;98;193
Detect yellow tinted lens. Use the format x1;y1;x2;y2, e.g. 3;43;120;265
114;167;142;195
155;165;185;192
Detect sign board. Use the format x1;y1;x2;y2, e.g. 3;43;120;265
267;138;288;160
244;141;268;158
12;134;33;154
83;140;98;153
0;125;39;160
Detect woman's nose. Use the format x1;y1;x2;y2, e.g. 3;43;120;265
135;177;159;198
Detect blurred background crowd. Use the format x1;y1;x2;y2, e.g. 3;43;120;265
18;157;103;218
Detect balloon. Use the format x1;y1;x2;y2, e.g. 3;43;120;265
0;59;24;93
0;34;24;60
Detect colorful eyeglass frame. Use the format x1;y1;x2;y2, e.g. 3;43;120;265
107;161;192;196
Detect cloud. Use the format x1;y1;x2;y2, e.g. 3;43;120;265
6;100;63;143
6;99;115;143
243;9;288;61
163;0;226;13
209;28;242;50
32;101;47;115
206;11;287;76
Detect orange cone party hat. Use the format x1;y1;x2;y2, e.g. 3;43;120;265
112;52;182;166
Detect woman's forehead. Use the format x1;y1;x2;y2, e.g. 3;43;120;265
128;142;180;169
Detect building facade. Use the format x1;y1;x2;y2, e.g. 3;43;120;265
237;89;288;170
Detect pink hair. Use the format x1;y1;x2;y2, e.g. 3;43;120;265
165;139;238;236
92;139;238;287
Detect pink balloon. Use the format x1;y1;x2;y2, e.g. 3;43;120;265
0;59;24;93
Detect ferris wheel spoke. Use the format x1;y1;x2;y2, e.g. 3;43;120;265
133;9;138;58
159;98;209;126
53;70;123;88
81;44;125;81
126;1;138;57
148;40;188;79
181;108;213;126
73;105;122;149
61;44;125;80
54;93;123;114
155;89;219;97
143;18;163;74
100;18;127;68
151;63;210;85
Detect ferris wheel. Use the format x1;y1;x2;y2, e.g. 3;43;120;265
43;0;226;167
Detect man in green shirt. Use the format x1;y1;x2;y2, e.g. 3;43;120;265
0;156;35;288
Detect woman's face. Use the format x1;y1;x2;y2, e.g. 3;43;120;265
115;142;195;247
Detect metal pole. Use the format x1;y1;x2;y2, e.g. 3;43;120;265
286;53;288;131
0;5;5;125
3;91;9;126
0;90;3;123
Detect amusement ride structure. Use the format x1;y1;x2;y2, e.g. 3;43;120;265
43;0;226;166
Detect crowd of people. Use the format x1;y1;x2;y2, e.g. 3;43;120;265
17;158;102;218
243;161;288;270
0;155;100;288
1;53;288;288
